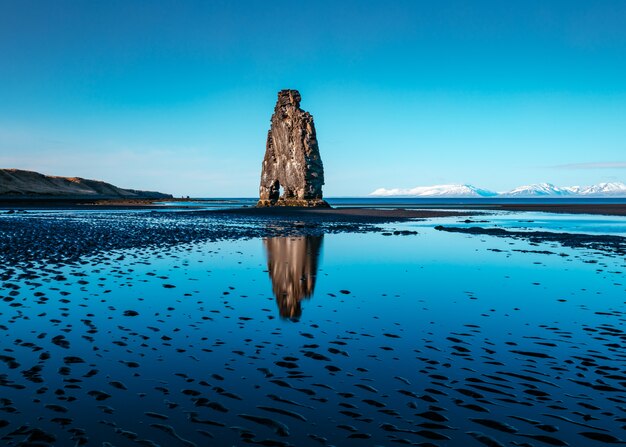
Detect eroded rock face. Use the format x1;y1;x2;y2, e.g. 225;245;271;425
257;90;329;207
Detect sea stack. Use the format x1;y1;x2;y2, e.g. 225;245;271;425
257;89;329;207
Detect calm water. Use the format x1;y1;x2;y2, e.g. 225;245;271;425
1;210;625;446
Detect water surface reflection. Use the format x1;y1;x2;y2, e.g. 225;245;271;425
263;235;323;319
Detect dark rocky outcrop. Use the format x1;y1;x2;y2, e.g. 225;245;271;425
0;169;172;200
435;225;626;255
258;90;329;207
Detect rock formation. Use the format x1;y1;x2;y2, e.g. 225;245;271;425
0;169;172;200
264;235;323;319
258;90;329;207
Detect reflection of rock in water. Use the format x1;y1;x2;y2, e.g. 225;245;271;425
264;235;323;319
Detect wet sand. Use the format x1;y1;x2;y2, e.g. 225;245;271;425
0;210;393;266
467;203;626;216
2;199;626;216
209;206;475;220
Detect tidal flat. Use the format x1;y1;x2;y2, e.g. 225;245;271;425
0;208;625;446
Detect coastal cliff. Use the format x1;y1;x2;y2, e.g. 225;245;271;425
0;169;172;200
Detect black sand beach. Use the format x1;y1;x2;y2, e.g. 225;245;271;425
3;199;626;216
460;203;626;216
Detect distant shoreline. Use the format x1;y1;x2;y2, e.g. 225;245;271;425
1;197;626;216
206;204;626;217
0;197;209;209
465;203;626;216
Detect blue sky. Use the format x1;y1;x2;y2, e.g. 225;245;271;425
1;0;626;196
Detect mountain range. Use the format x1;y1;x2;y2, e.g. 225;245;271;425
370;182;626;198
0;169;172;200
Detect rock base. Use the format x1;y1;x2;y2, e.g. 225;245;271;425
256;198;331;208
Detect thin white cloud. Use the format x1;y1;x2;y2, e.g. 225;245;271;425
554;162;626;169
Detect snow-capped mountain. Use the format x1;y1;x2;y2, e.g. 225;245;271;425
500;182;626;197
369;182;626;197
578;182;626;196
370;184;497;197
501;183;572;197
